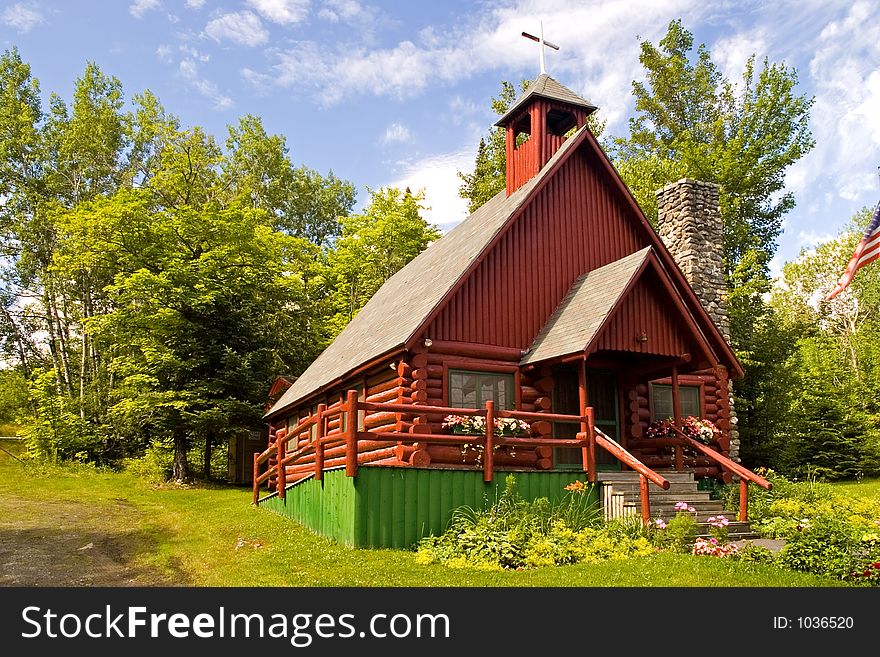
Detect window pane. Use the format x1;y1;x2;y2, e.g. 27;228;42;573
653;386;673;420
448;370;514;410
652;384;701;420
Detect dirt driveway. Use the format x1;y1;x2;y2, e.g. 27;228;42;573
0;494;183;587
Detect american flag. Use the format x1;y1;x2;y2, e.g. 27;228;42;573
826;202;880;300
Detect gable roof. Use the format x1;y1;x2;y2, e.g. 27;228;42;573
495;74;597;126
265;128;590;418
521;247;651;364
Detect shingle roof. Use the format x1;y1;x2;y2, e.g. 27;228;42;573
521;247;652;365
496;74;597;127
266;127;589;417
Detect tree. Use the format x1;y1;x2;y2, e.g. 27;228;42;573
764;209;880;478
458;80;605;213
613;19;814;274
326;187;440;335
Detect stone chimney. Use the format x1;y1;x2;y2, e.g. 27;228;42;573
656;178;739;461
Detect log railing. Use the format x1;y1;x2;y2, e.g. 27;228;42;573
253;389;671;523
670;427;771;521
586;427;671;523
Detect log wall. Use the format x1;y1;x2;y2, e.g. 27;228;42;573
624;368;732;478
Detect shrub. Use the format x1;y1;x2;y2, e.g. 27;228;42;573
778;514;876;580
659;510;699;553
415;476;656;570
122;441;174;483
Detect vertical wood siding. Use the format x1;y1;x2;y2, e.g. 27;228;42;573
594;276;690;356
427;149;648;348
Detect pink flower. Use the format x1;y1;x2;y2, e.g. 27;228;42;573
674;502;688;511
709;537;718;544
687;506;696;513
654;518;667;529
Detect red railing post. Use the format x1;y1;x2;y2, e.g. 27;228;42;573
484;400;495;483
739;478;749;521
252;452;259;505
276;429;287;499
582;406;596;482
639;474;651;524
345;390;359;477
674;444;684;471
314;403;326;482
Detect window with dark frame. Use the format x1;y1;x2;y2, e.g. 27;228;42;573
651;384;701;420
448;369;515;410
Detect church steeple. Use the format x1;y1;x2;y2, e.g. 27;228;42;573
495;74;597;195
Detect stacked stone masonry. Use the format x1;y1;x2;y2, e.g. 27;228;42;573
656;179;740;462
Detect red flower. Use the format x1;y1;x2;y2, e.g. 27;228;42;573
873;562;880;569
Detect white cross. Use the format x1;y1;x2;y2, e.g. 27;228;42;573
521;21;559;75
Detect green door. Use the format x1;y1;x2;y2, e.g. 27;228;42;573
551;365;621;470
586;369;620;469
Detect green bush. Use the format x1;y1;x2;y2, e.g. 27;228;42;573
415;476;658;570
734;542;776;564
779;515;880;581
122;441;174;483
660;512;699;553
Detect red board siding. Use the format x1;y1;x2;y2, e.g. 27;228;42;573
594;275;689;356
427;149;648;347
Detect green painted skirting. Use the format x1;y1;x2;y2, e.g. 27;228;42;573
259;467;599;549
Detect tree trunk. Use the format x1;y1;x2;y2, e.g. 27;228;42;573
43;288;65;394
172;429;190;482
203;432;213;481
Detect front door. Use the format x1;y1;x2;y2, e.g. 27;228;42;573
552;365;620;469
586;369;620;468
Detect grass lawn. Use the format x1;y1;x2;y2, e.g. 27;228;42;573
830;478;880;500
0;453;850;587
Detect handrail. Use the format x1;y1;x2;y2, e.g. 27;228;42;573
671;426;770;522
671;428;771;490
589;428;670;491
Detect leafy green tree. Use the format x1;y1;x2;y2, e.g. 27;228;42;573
613;19;814;272
766;209;880;478
224;115;356;246
326;187;440;334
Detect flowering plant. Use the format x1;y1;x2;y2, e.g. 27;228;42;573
443;415;530;465
646;416;720;445
707;514;730;543
442;415;531;437
692;537;738;557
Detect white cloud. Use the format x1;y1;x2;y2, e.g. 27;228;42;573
246;0;308;25
129;0;160;19
797;1;880;206
185;0;205;8
251;0;696;123
318;0;371;23
2;3;44;32
386;149;475;229
155;44;173;62
204;11;268;46
382;122;413;144
712;30;768;83
178;59;233;110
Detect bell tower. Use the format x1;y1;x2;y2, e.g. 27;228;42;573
495;74;598;195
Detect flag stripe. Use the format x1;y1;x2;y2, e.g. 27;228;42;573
826;201;880;300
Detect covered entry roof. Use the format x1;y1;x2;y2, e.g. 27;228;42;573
521;247;717;367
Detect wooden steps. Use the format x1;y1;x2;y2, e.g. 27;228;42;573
596;470;760;540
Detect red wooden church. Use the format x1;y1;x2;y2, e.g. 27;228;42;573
254;73;769;547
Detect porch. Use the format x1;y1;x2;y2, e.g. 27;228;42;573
253;389;770;533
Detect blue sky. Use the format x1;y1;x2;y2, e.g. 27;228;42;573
1;0;878;274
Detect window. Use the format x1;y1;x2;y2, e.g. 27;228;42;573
448;370;515;410
651;384;701;420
